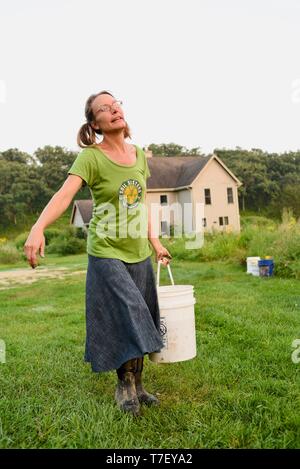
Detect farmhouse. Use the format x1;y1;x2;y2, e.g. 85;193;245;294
70;149;242;235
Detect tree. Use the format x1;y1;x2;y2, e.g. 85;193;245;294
147;143;203;157
34;145;78;193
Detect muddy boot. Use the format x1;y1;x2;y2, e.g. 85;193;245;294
135;357;160;406
115;358;141;417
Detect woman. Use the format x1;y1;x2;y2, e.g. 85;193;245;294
24;90;172;418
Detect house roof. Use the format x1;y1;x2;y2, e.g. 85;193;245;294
147;154;242;189
147;155;211;189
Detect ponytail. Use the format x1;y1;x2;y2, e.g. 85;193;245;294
77;122;97;148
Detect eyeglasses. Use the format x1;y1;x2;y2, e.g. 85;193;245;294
95;100;123;114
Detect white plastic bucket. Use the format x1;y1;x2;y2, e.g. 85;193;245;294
246;257;260;276
149;261;197;364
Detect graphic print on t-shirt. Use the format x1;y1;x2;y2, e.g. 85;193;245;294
119;179;142;209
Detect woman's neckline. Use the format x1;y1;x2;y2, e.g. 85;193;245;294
91;144;138;168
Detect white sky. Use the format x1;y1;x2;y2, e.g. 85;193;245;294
1;0;300;155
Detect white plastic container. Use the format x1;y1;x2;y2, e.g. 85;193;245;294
246;256;261;276
149;260;197;364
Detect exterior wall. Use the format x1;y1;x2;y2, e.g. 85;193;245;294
145;191;177;236
72;208;85;228
191;159;241;233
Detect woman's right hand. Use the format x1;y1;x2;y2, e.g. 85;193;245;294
154;243;172;266
24;226;46;269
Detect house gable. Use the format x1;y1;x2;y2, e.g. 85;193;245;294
194;157;240;187
190;157;241;233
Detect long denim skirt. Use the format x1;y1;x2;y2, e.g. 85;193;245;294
84;254;164;372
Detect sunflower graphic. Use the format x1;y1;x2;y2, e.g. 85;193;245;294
119;179;142;209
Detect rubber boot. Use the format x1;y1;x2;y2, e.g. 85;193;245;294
135;357;160;406
115;358;141;417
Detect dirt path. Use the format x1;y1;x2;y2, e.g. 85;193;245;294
0;266;86;289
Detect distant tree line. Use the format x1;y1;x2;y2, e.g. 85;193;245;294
213;148;300;218
0;144;299;228
0;146;90;227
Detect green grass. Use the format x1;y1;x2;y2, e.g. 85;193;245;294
0;254;299;448
0;252;88;272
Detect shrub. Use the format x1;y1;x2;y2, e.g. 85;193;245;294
44;228;63;245
13;226;87;257
49;225;87;240
237;226;255;250
74;227;87;240
274;261;295;279
47;237;86;255
241;215;277;229
47;225;86;256
0;243;22;264
14;228;67;250
14;232;30;250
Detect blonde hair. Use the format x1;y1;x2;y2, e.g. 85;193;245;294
77;90;132;148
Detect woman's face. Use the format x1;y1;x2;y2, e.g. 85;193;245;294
91;93;126;134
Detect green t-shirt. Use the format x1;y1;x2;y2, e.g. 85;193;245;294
67;144;153;263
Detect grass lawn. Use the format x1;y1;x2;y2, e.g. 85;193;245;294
0;254;299;448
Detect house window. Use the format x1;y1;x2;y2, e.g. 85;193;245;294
160;195;168;205
202;218;207;227
219;216;229;226
227;187;233;204
204;188;211;205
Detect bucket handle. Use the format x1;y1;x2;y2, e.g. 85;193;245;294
156;259;175;287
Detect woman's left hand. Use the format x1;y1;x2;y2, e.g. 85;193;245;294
155;244;172;265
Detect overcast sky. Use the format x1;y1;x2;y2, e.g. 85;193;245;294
1;0;300;156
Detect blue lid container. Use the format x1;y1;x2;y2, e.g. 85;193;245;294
258;260;274;266
258;259;274;277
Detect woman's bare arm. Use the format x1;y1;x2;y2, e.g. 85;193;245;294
24;174;85;268
32;175;84;231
